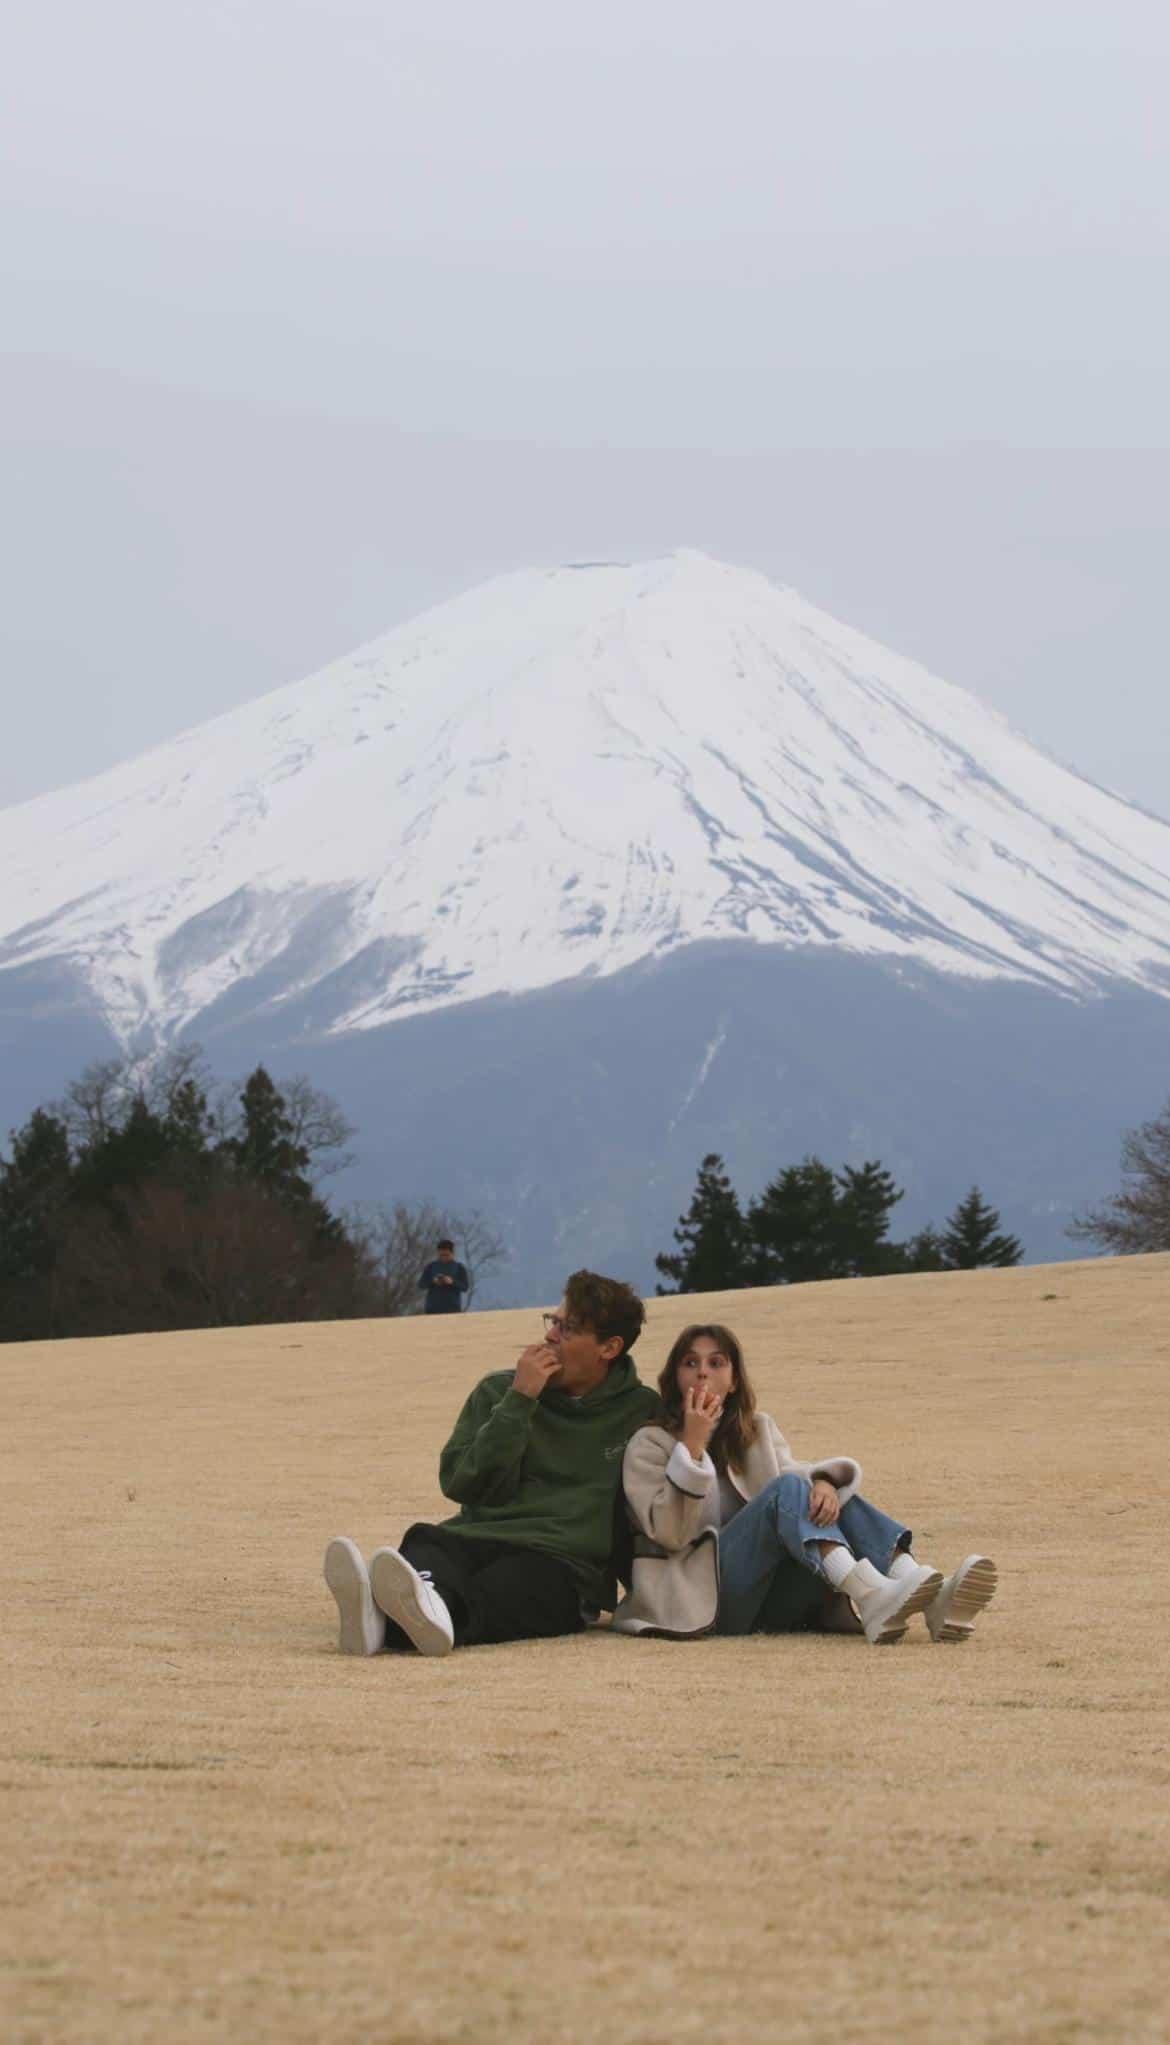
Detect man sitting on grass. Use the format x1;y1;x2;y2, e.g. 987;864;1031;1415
324;1269;659;1655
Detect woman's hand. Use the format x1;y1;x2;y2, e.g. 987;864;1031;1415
808;1477;840;1527
681;1384;723;1462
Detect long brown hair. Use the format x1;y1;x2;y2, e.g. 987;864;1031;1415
657;1323;759;1474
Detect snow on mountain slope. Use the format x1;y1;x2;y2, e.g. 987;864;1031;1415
3;549;1170;1048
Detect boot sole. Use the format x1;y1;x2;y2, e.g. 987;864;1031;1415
927;1556;998;1643
324;1537;385;1656
369;1548;454;1657
866;1569;944;1645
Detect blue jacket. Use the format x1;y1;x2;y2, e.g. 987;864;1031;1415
419;1258;469;1314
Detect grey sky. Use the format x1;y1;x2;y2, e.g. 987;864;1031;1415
3;1;1169;816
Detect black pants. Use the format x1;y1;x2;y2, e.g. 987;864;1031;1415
395;1523;584;1649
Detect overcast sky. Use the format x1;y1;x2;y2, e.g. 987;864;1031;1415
3;1;1168;816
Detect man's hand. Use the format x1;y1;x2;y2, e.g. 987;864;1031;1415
681;1384;723;1461
513;1343;561;1400
808;1477;840;1527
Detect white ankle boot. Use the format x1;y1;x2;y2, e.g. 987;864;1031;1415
925;1555;998;1642
846;1558;944;1645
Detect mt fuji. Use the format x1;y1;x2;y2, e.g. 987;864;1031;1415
3;549;1170;1050
3;551;1169;1298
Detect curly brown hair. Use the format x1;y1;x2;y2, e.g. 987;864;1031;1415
657;1323;759;1473
562;1270;645;1355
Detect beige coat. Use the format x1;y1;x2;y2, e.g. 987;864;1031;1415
610;1417;862;1639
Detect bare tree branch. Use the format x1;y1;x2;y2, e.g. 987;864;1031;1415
343;1200;508;1315
53;1059;132;1147
441;1208;508;1306
54;1044;214;1148
1069;1096;1170;1255
187;1067;356;1181
343;1200;448;1316
141;1043;214;1123
278;1074;357;1180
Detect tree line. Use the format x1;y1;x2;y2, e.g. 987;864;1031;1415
655;1152;1022;1294
657;1077;1170;1294
4;1049;1166;1340
0;1048;503;1342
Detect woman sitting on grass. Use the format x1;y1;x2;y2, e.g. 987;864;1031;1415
612;1323;996;1646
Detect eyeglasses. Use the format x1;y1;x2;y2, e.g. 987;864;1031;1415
542;1313;582;1336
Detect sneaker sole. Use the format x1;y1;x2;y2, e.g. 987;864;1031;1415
369;1549;454;1657
927;1556;998;1643
324;1537;384;1656
867;1568;945;1646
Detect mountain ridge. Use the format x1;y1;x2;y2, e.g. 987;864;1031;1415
3;549;1170;1052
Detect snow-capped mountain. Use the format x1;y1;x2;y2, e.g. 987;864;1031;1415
3;548;1170;1052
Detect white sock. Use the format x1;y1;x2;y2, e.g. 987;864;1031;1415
821;1545;862;1590
889;1550;933;1581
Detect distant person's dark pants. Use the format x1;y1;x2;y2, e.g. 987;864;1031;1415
394;1523;584;1648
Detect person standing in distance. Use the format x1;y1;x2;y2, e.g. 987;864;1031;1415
419;1238;469;1314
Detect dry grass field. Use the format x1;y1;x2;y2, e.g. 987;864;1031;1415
4;1254;1170;2045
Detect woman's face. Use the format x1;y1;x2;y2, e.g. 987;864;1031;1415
675;1333;737;1407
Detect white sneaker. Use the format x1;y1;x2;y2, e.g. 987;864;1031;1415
323;1536;387;1656
926;1556;998;1643
369;1548;455;1657
857;1562;944;1646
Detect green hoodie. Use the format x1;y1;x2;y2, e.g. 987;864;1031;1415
437;1357;660;1609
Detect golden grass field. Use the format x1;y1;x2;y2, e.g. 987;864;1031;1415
4;1254;1170;2045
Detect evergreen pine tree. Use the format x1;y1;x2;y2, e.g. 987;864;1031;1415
72;1093;175;1208
162;1076;214;1160
227;1068;313;1205
899;1224;949;1273
941;1187;1022;1269
1;1057;361;1339
834;1161;905;1275
748;1157;843;1285
0;1109;73;1303
655;1153;750;1295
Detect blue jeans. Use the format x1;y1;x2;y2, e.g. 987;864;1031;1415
715;1473;911;1637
